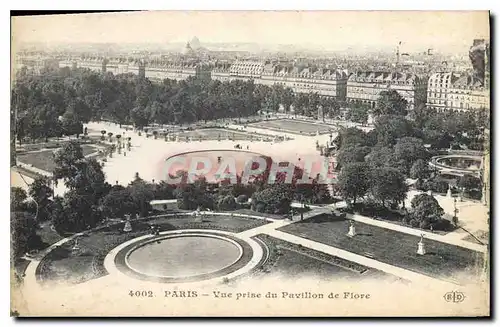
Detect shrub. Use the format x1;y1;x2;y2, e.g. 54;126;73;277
236;194;249;203
414;178;428;191
253;201;266;213
218;195;236;211
432;218;453;231
465;189;482;201
408;219;420;228
423;178;449;194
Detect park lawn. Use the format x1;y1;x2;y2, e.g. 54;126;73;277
253;234;401;283
146;214;269;233
278;216;485;283
462;230;489;246
38;221;65;248
341;204;455;235
249;119;335;135
17;150;58;173
17;145;99;173
233;208;288;220
36;214;269;284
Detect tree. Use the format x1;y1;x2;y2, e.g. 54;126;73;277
51;192;102;233
280;87;295;114
128;178;155;217
334;127;369;148
251;183;293;214
53;140;85;183
394;137;429;174
336;145;371;169
100;187;136;219
458;175;482;193
410;193;444;228
66;158;109;203
337;163;371;205
374;115;414;146
60;110;84;138
131;106;150;130
346;105;369;124
370;167;408;207
366;146;404;173
154;181;176;199
28;176;54;221
217;195;237;211
373;90;408;116
410;159;431;181
11;187;27;212
11;212;40;258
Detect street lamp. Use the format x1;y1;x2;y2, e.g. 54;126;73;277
453;197;459;227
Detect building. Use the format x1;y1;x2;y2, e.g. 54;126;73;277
211;60;349;100
60;57;107;74
145;62;211;82
60;56;211;81
346;71;428;110
16;56;60;75
426;72;489;112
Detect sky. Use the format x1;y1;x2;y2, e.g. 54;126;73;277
12;11;490;53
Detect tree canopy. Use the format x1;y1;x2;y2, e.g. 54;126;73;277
373;90;408;116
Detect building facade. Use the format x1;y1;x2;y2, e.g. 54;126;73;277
346;71;428;110
60;57;211;81
426;72;489;112
211;60;349;100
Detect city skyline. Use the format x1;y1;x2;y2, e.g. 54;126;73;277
12;11;489;54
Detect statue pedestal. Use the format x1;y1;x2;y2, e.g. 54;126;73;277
72;240;80;253
123;221;132;232
417;241;426;255
347;225;356;237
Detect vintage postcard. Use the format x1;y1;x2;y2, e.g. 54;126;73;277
10;11;490;317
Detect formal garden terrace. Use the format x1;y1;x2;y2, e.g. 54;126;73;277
277;216;485;284
248;118;337;136
34;213;271;285
27;211;406;288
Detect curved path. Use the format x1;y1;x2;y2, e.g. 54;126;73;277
429;154;482;177
103;229;263;288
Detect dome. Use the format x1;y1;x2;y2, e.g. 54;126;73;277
181;42;196;56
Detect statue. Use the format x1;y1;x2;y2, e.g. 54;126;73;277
317;105;324;121
417;234;426;255
72;238;80;252
347;220;356;237
123;215;132;232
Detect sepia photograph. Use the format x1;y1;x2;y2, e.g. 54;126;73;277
9;9;491;317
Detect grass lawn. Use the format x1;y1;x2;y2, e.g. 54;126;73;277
278;216;485;283
17;150;58;173
17;145;99;173
462;230;489;245
249;119;335;135
176;128;272;141
341;203;455;235
36;214;269;284
253;234;402;282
